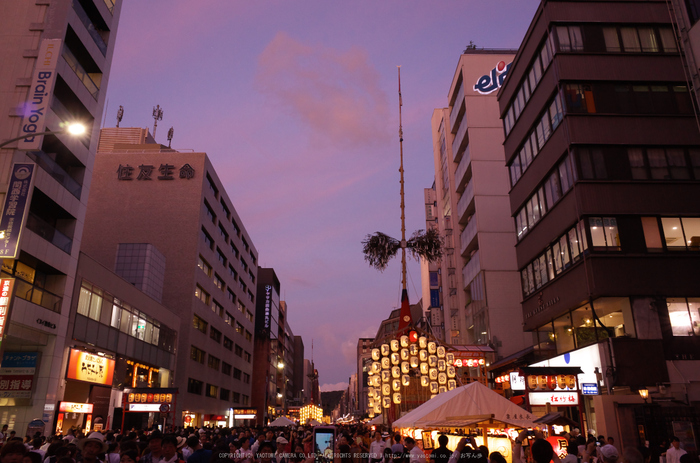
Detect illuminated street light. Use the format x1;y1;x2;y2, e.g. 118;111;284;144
0;123;87;149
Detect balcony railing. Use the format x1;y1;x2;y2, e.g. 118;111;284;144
14;278;63;313
452;114;469;163
50;97;91;148
455;144;471;193
462;249;481;289
26;150;82;199
72;0;107;55
460;217;477;256
62;47;100;100
457;180;474;224
26;212;73;254
450;84;465;133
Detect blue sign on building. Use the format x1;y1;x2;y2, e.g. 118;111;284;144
1;352;38;369
581;383;599;395
0;163;35;259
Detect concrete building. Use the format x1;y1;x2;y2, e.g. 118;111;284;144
0;0;123;433
497;0;700;449
421;186;446;341
80;128;258;427
425;51;532;360
355;337;372;415
291;335;305;405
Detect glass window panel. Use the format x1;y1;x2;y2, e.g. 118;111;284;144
648;149;670;179
510;165;519;186
621;27;641;52
638;27;659;52
538;254;548;285
603;27;621;52
524;140;533;167
668;298;693;336
111;305;121;328
573;305;598;347
526;201;534;228
152;326;160;345
549;97;563;131
667;148;690;179
579;148;595;179
521;270;530;296
560;235;571;268
661;217;685;249
538;188;547;215
569;228;581;261
77;286;91;317
689;149;700;179
553;242;563;274
533;259;542;289
518;208;528;238
589;217;606;246
577;220;589;251
642;217;663;250
89;289;102;321
120;309;131;334
533;56;542;83
554;312;576;354
527;266;535;294
592;148;607;179
546;249;555;281
659;27;678;52
541;113;552;141
570;26;584;51
540;39;553;68
604;218;620;248
530;132;539;157
536;119;546;149
530;196;541;225
557;26;572;51
559;157;572;193
528;67;537;94
628;148;648;179
523;78;531;101
682;218;700;249
688;298;700;336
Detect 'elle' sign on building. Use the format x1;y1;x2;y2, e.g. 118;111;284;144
473;61;512;95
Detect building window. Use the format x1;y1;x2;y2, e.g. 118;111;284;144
249;252;256;266
220;199;231;219
190;346;205;364
563;82;692;115
193;314;207;333
667;298;700;336
660;217;700;250
242;394;249;405
233;368;242;380
236;322;244;334
208;355;220;371
195;285;209;305
246;310;253;322
589;217;620;249
556;25;584;52
227;288;236;303
577;147;607;179
210;327;222;343
207;174;218;197
230;243;239;258
241;238;249;252
198;256;212;277
240;257;248;272
228;265;238;281
243;372;250;384
232;219;241;237
220;388;230;401
204;200;216;223
77;281;102;321
214;274;225;291
225;312;234;326
245;330;252;342
222;362;232;375
206;384;218;398
218;223;229;242
238;302;246;314
233;391;240;403
201;227;214;250
187;378;203;395
248;270;255;284
216;248;227;266
235;344;243;357
223;336;233;351
628;147;692;180
243;351;251;363
247;290;254;302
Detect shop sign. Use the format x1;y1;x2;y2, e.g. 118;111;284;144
530;344;603;389
128;403;162;412
0;279;15;347
453;358;485;367
510;372;526;391
127;392;173;403
263;285;272;330
66;349;115;386
233;408;256;419
59;402;93;413
473;61;512;95
116;163;195;181
0;351;37;399
18;39;62;150
0;164;36;259
528;391;579;406
581;383;599;395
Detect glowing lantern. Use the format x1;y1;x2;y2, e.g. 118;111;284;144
429;368;438;380
400;349;409;361
367;376;374;386
400;335;409;347
420;363;429;375
382;383;391;396
430;382;439;394
381;344;390;356
547;376;558;390
448;379;457;390
391;353;400;365
438;386;447;394
438;359;446;371
382;397;391;408
381;370;391;383
392;366;401;378
368;399;375;408
372;362;381;374
373;389;380;400
419;350;428;362
567;375;576;389
447;365;456;378
390;340;400;352
373;376;381;387
393;392;402;404
409;344;418;356
374;403;381;414
418;336;428;349
437;346;446;358
371;349;381;361
381;357;390;370
421;376;429;387
402;375;410;386
438;372;447;385
527;375;538;390
410;356;419;368
446;353;454;364
428;342;437;354
369;411;375;418
557;375;567;388
538;375;549;390
428;355;438;367
392;379;401;391
455;359;463;367
401;362;410;374
409;331;419;343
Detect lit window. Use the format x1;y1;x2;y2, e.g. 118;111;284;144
589;217;620;248
667;298;700;336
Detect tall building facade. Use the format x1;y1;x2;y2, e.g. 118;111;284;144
426;51;532;359
0;0;123;433
80;128;258;427
498;0;700;446
422;186;445;341
355;337;372;415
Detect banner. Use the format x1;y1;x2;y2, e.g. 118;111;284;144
18;39;62;150
0;352;38;399
0;164;36;258
66;349;114;386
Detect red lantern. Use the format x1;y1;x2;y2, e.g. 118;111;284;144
409;331;419;343
547;376;558;390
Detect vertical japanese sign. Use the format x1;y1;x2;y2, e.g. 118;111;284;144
0;351;38;399
0;279;15;350
0;163;36;258
18;39;62;150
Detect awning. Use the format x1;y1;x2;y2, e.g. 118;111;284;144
533;412;579;428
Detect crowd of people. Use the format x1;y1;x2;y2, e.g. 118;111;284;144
0;424;692;463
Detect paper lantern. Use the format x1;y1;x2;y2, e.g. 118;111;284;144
381;344;390;356
418;336;428;349
438;386;447;394
392;366;401;378
393;392;402;404
437;346;446;358
429;368;438;380
420;363;429;375
402;375;410;386
382;384;391;396
428;355;438;367
373;376;381;387
390;340;400;352
438;372;447;385
372;362;381;374
455;359;463;368
381;357;391;370
448;379;457;390
557;375;567;388
527;376;539;390
401;362;410;374
447;365;456;378
372;349;381;361
431;394;437;399
538;375;549;390
428;342;437;354
419;350;428;362
382;397;391;408
391;353;400;365
374;403;382;413
367;376;373;386
373;389;380;400
400;348;409;361
368;411;375;418
547;376;558;390
381;370;391;383
368;399;375;408
409;345;418;356
446;353;454;364
400;335;409;347
567;375;577;389
430;382;439;394
438;359;446;372
392;379;401;391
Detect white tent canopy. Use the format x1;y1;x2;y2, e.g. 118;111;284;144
393;381;536;429
309;419;323;426
368;415;383;425
269;416;295;427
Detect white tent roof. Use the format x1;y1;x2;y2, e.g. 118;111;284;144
269;416;295;427
368;415;383;425
393;381;536;429
309;419;322;426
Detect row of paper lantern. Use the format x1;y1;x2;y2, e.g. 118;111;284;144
372;343;451;362
367;366;455;386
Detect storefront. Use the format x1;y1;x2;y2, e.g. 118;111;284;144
231;408;257;427
122;388;177;431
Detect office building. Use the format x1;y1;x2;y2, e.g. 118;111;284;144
80;127;258;426
0;0;123;433
498;0;700;445
356;337;372;415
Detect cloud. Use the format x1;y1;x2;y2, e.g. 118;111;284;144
256;32;391;148
320;381;349;392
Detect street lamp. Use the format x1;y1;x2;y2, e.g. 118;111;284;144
0;123;87;150
277;361;285;369
638;388;649;403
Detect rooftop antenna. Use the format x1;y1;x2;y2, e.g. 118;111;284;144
167;126;174;148
116;105;124;127
152;104;163;139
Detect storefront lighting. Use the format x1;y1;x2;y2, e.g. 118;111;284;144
639;388;649;402
277;361;285;369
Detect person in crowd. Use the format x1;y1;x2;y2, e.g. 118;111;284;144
255;442;275;463
2;443;27;463
0;425;9;446
665;438;686;463
251;436;265;457
181;438;197;462
24;452;42;463
186;436;210;463
77;432;107;463
599;445;619;463
369;433;385;463
390;435;404;463
236;438;253;463
561;442;578;463
105;444;120;463
160;436;183;463
489;453;506;463
622;448;644;463
403;438;424;463
120;450;139;463
274;438;288;463
429;435;451;463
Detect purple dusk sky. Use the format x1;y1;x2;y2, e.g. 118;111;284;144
104;0;539;391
